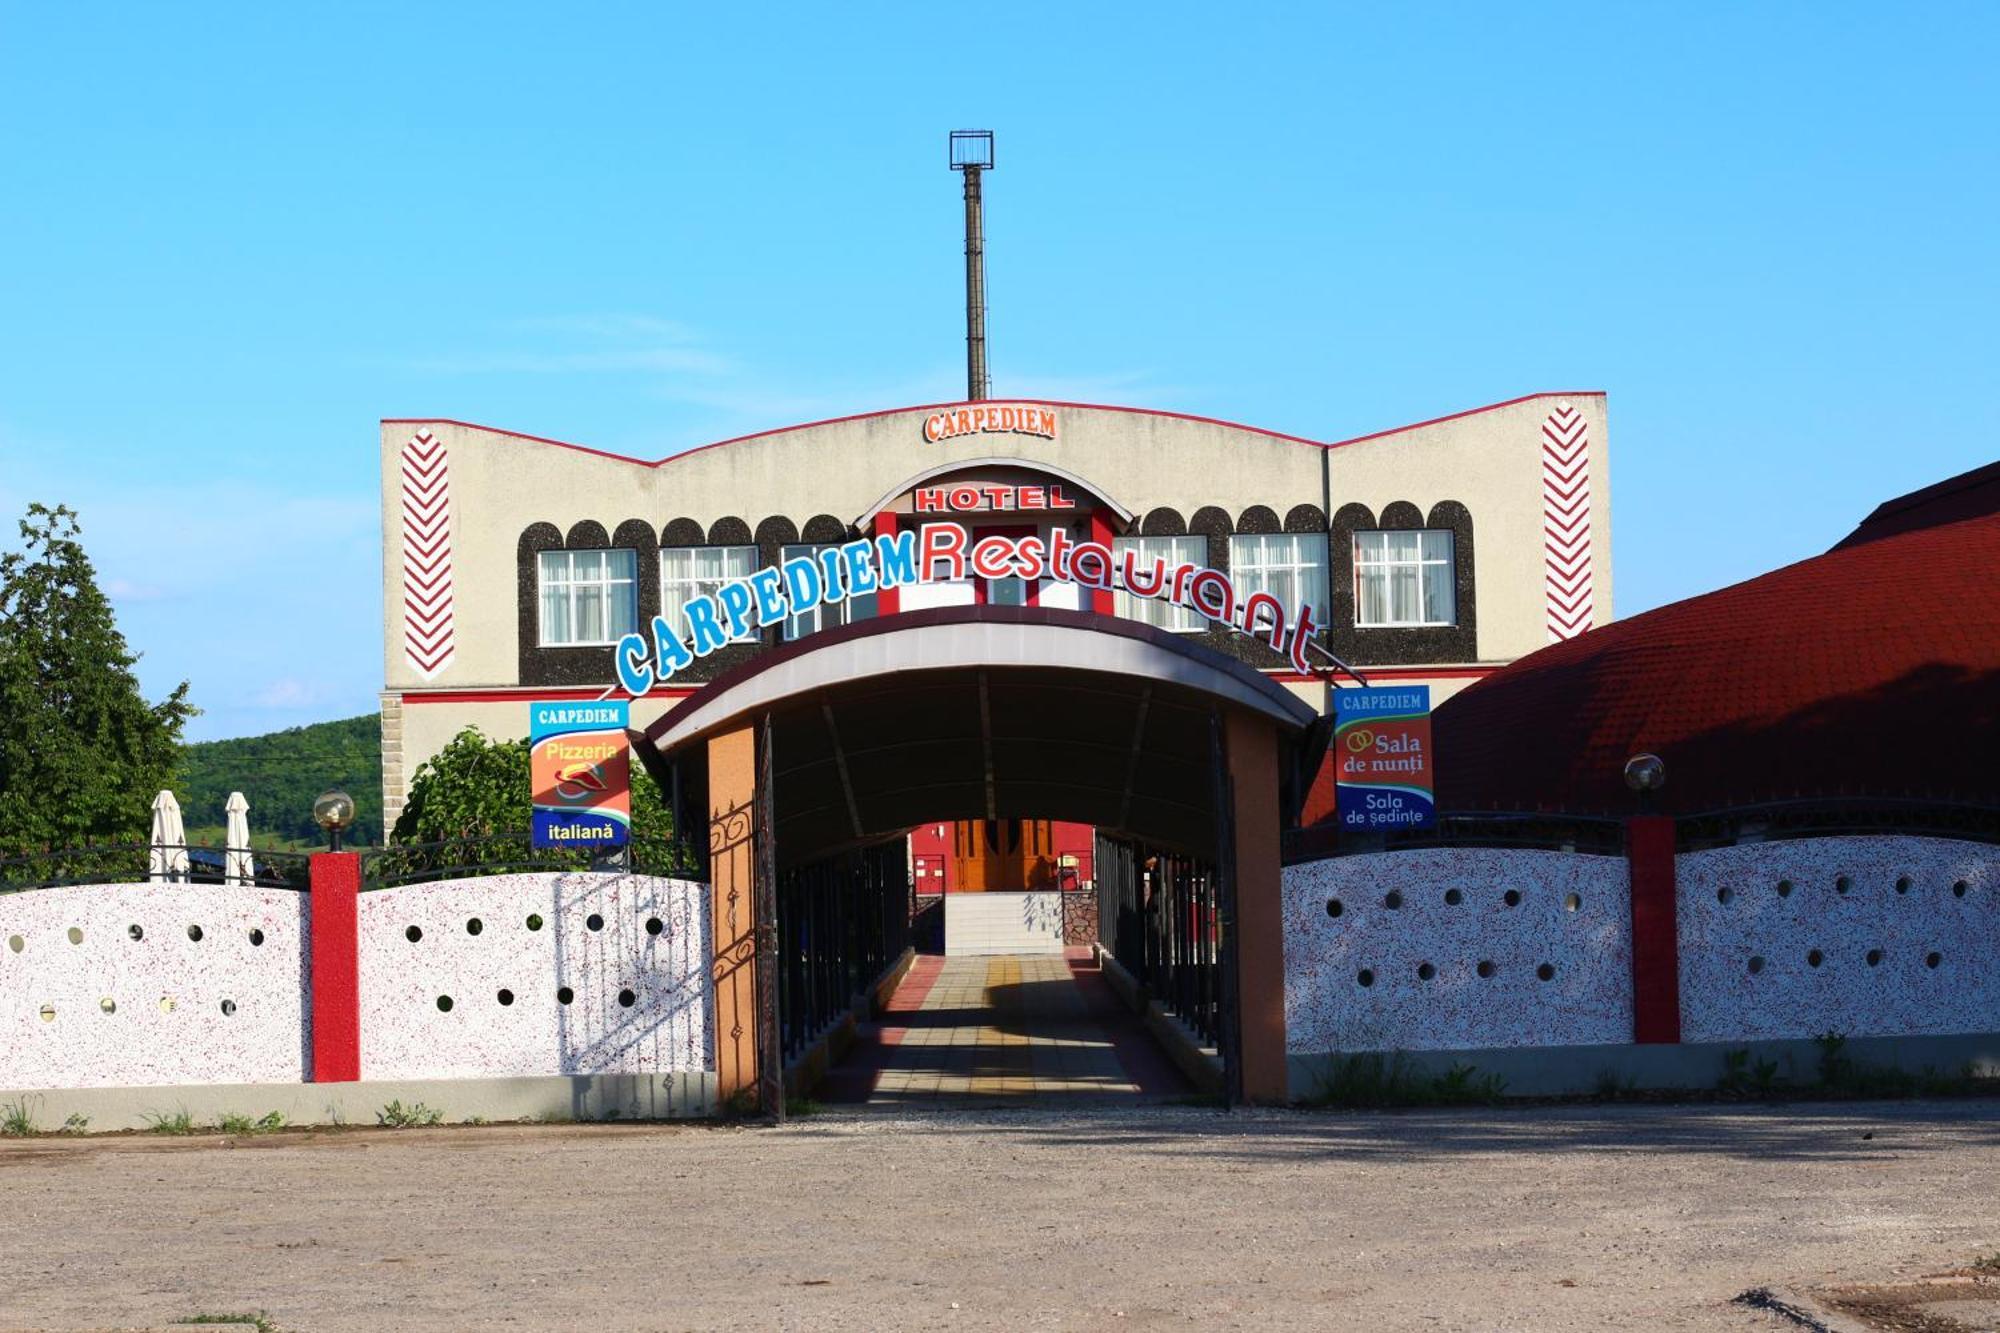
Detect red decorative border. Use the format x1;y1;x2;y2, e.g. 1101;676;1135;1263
400;431;455;678
1541;404;1594;641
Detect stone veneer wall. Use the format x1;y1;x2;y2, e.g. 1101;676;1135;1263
0;883;310;1089
357;872;711;1082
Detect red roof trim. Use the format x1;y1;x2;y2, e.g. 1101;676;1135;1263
397;685;697;705
380;391;1607;471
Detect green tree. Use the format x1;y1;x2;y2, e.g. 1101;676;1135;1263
0;504;195;854
392;726;689;871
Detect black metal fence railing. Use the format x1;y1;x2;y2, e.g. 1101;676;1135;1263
0;842;312;894
778;839;912;1064
1096;833;1223;1049
359;835;695;891
1282;811;1629;864
1675;798;2000;852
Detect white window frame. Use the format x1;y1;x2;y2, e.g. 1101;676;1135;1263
1227;531;1330;627
781;544;877;640
1353;528;1456;628
536;548;639;647
1112;535;1205;632
660;544;759;645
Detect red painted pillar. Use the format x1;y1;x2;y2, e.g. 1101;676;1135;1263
872;511;900;617
1088;508;1116;616
308;851;362;1081
1625;816;1681;1044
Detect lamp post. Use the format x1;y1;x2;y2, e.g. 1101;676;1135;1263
1623;753;1666;815
312;788;357;853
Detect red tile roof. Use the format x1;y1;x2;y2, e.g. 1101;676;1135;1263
1433;509;2000;815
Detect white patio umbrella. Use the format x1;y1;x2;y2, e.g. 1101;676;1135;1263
147;790;189;884
224;791;253;886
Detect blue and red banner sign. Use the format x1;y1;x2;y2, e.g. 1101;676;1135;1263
1333;686;1436;831
530;701;631;849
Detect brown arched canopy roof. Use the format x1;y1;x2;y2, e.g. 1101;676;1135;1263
640;606;1325;864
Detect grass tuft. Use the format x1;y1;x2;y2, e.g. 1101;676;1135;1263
1307;1053;1507;1108
0;1099;37;1136
59;1112;90;1134
145;1109;199;1136
218;1111;287;1136
174;1312;279;1332
376;1099;443;1129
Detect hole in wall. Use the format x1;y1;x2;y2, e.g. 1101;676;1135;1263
1777;880;1794;898
406;926;423;943
1503;890;1522;908
466;918;483;936
1866;949;1883;967
1926;952;1942;969
1476;960;1496;979
1444;888;1463;906
526;914;544;931
1748;955;1766;974
1416;962;1435;982
7;935;22;953
220;999;237;1016
497;989;514;1006
128;924;144;941
645;917;664;936
66;926;84;945
38;1004;55;1023
1563;893;1582;913
1325;899;1343;919
1835;876;1851;896
1535;963;1556;982
186;924;204;943
99;997;116;1014
158;996;175;1013
1895;876;1912;895
557;986;574;1005
1807;949;1824;968
618;988;637;1007
586;913;605;931
1953;881;1970;899
248;929;264;947
1356;969;1375;988
1382;892;1402;911
1717;888;1734;905
436;995;454;1012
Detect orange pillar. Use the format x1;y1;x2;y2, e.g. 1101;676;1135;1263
707;725;761;1106
1225;710;1289;1104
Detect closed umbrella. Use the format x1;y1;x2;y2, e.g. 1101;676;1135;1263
224;791;253;886
147;790;189;884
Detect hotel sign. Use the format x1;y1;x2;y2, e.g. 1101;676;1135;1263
530;700;631;848
921;403;1058;444
1333;687;1436;831
912;482;1078;513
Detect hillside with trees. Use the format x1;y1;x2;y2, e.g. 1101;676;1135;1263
180;714;383;846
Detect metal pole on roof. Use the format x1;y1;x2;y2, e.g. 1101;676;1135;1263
951;131;994;401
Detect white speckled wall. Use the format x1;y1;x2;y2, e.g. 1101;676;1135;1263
0;883;309;1088
1676;837;2000;1043
357;872;711;1080
1281;850;1633;1053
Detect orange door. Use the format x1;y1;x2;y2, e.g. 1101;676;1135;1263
950;819;1056;891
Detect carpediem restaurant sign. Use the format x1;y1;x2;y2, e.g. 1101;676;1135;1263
612;521;1325;694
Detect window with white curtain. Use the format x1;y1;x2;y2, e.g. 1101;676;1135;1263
660;545;758;643
1111;535;1204;631
537;548;639;646
781;544;877;640
1227;532;1329;625
1354;529;1456;627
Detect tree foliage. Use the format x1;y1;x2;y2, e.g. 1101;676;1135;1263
0;504;195;855
392;726;689;871
180;714;383;846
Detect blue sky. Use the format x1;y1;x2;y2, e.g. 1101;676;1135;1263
1;2;1993;740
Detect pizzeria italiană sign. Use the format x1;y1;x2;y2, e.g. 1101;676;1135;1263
613;521;1324;694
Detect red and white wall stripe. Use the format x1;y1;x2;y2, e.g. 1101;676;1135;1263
1541;402;1594;642
400;430;457;678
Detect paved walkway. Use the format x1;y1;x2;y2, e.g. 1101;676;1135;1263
819;948;1192;1106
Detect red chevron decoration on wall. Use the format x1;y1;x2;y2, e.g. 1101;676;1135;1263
1541;403;1594;642
400;431;456;678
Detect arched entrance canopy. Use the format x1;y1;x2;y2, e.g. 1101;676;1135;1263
852;457;1137;528
639;605;1326;866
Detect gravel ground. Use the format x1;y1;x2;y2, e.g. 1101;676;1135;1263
2;1099;1997;1331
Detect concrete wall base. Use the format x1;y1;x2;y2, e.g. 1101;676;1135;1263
0;1071;718;1134
1288;1033;2000;1100
1093;944;1224;1097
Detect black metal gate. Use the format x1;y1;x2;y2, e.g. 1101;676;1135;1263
1094;833;1224;1050
775;838;912;1066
